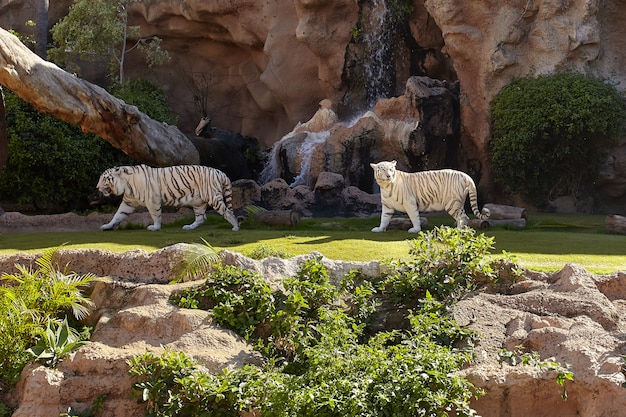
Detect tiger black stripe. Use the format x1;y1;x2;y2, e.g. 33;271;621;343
370;160;490;233
96;164;240;232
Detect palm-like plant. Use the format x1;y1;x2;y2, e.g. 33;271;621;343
0;247;99;385
172;238;220;283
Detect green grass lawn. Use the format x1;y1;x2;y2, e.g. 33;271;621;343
0;213;624;274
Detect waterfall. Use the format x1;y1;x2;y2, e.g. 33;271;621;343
362;0;393;107
259;130;330;187
259;0;398;186
289;131;330;187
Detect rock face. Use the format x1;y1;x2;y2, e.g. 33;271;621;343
1;0;626;209
1;247;626;416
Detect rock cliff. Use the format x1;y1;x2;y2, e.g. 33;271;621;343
1;0;625;208
2;247;626;417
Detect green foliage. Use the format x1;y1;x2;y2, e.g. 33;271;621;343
0;248;97;386
49;0;168;84
498;347;574;399
128;349;253;417
490;72;626;205
382;226;500;304
0;403;12;417
0;90;133;211
387;0;414;25
138;246;487;417
170;264;275;340
171;239;220;283
109;78;178;125
27;317;89;368
245;244;294;260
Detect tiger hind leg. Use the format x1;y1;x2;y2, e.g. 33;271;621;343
447;202;469;229
211;197;240;231
183;204;208;230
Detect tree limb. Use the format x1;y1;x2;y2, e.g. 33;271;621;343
0;27;199;166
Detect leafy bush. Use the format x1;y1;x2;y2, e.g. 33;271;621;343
490;72;626;206
170;264;275;340
245;244;294;260
382;226;502;304
142;240;490;417
0;248;97;386
27;317;89;368
0;90;133;211
108;78;178;125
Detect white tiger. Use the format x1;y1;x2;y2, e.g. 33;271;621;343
370;160;490;233
96;164;239;232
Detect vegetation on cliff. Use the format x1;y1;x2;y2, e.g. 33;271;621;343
490;73;626;207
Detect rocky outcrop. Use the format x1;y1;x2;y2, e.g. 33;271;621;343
2;247;626;417
260;77;460;191
1;0;626;209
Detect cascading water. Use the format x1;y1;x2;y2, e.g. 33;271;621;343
289;131;330;187
259;130;330;187
362;0;394;107
260;0;395;186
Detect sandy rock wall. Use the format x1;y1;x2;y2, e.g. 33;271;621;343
424;0;626;199
2;247;626;416
2;0;626;207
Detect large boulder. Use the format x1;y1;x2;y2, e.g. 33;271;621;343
262;76;460;192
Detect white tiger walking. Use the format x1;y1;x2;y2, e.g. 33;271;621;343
370;160;490;233
96;165;239;231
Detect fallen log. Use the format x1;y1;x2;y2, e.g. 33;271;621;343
606;214;626;235
468;218;526;230
255;210;301;227
483;203;527;220
387;217;428;230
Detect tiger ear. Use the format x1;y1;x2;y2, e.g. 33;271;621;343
391;160;397;166
370;162;377;169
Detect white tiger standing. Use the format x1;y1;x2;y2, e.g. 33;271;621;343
96;165;239;231
370;160;490;233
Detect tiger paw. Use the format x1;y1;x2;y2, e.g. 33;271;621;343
371;226;386;232
232;226;240;232
100;223;115;231
147;225;161;231
407;227;421;233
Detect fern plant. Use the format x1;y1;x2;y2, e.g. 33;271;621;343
0;247;98;386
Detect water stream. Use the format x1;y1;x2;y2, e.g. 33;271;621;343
260;0;394;185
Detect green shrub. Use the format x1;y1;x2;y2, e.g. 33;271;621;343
0;248;97;386
382;226;500;304
170;264;275;340
0;90;133;211
490;72;626;206
108;78;178;125
27;317;89;368
138;239;491;417
245;244;294;260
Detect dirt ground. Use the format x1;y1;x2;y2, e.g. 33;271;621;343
0;209;193;233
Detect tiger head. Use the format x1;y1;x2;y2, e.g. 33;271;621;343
96;167;126;197
370;160;398;185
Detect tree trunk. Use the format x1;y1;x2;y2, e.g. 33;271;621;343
483;203;527;220
255;210;301;227
468;218;526;230
606;215;626;235
0;28;199;166
387;217;428;230
35;0;49;59
0;87;7;168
